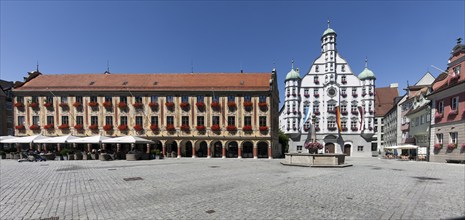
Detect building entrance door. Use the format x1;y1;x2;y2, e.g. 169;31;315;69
325;143;335;153
344;144;351;156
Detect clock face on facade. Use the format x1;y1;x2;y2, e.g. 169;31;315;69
327;87;336;97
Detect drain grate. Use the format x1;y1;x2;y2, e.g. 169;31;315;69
209;166;220;168
40;217;59;220
123;177;143;181
206;210;215;214
108;168;116;171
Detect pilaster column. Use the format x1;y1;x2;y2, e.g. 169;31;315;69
131;143;135;151
162;145;166;157
253;146;258;159
29;143;33;151
116;143;121;152
238;147;242;159
268;146;273;159
43;144;47;152
87;143;91;152
207;146;211;159
222;146;226;159
37;144;41;152
146;143;150;154
192;145;196;158
177;145;181;159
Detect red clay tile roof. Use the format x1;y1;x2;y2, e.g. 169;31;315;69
14;73;273;92
375;87;399;117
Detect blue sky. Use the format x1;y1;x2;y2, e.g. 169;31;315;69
1;1;464;104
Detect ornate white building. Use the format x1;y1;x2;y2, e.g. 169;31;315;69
279;23;376;157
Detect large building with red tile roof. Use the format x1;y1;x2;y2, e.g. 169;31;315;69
12;70;281;159
428;38;465;163
372;84;399;155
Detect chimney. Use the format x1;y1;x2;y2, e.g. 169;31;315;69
390;83;398;88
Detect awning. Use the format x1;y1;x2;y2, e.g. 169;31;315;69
1;135;48;144
67;135;111;144
0;135;15;143
101;136;154;144
385;144;419;150
34;135;80;144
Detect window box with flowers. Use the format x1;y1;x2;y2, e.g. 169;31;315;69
180;124;190;132
44;102;53;108
150;124;159;131
15;125;25;130
315;126;320;131
74;124;83;130
180;102;190;110
314;94;320;98
196;102;205;110
59;102;69;108
14;102;24;108
314;111;320;115
165;102;175;109
369;110;374;115
341;93;347;98
243;101;253;111
227;101;237;109
434;112;443;119
259;126;268;132
292;93;297;97
304;94;310;98
133;102;144;109
434;143;442;151
342;127;348;132
352;93;358;98
44;124;54;130
58;124;70;130
351;127;358;131
88;124;98;130
226;125;237;132
342;80;347;84
327;109;335;114
118;102;128;109
88;101;99;108
73;102;82;108
341;111;348;115
166;124;176;132
242;125;252;132
148;102;159;109
369;92;374;96
29;102;39;109
351;110;359;115
211;124;221;132
133;124;144;131
362;93;367;97
368;127;373;131
462;143;465;150
447;143;457;150
304;126;310;132
314;80;320;84
448;110;458;116
118;124;128;131
102;101;112;109
258;102;268;111
103;124;113;131
196;125;206;131
29;125;40;130
211;101;220;110
327;126;337;131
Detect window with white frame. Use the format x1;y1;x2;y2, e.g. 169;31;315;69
451;96;458;111
450;132;458;144
436;133;443;144
437;101;444;113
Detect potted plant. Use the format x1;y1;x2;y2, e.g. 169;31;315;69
226;125;237;132
133;124;143;131
118;102;128;109
211;124;221;132
196;125;206;131
227;101;237;109
150;124;159;131
73;102;82;108
15;125;25;130
434;143;442;150
148;102;159;110
60;149;70;160
88;124;98;130
166;124;176;132
243;125;252;132
133;102;144;109
165;102;175;109
102;101;112;109
180;102;190;110
29;102;39;109
14;102;24;108
155;149;161;159
88;101;99;107
304;141;324;154
44;102;53;108
180;124;190;132
211;101;220;110
58;124;70;130
195;101;205;110
447;143;457;150
103;124;113;131
118;124;128;131
126;149;141;161
0;151;6;159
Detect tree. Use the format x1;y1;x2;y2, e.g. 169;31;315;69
279;129;289;156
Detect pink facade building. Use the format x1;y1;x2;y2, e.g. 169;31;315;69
428;38;465;163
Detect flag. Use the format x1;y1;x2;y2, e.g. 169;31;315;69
303;106;311;125
335;106;341;132
358;106;364;131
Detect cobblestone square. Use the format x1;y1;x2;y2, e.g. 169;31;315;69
1;157;464;220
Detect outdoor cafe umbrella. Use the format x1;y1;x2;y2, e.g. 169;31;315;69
34;134;80;144
101;136;154;144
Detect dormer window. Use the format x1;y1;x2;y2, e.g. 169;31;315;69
122;81;128;85
89;81;95;85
